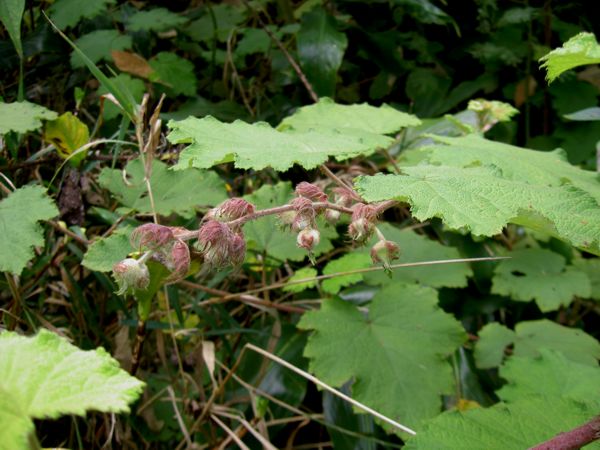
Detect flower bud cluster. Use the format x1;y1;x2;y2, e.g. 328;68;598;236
348;203;379;244
206;198;255;223
112;258;150;295
197;220;246;270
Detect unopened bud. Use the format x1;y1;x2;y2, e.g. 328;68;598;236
197;220;234;269
297;228;320;251
291;197;316;231
131;223;174;250
325;208;341;224
207;198;255;222
296;182;327;202
348;204;378;244
164;240;191;282
230;233;247;267
370;240;400;273
112;258;150;294
332;187;355;208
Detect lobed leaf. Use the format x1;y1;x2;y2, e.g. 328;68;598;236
126;7;187;32
167;113;393;172
404;398;600;450
0;329;145;449
98;159;227;218
48;0;115;29
82;226;133;272
0;185;58;274
299;282;466;429
539;32;600;83
0;102;57;135
491;248;591;312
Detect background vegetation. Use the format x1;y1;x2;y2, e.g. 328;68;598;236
1;0;600;449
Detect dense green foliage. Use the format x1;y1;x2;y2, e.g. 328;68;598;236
1;1;600;449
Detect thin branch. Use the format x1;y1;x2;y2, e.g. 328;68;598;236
240;0;319;103
245;343;417;435
529;415;600;450
210;414;251;450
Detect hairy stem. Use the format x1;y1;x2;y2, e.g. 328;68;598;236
529;415;600;450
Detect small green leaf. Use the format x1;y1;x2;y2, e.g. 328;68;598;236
322;252;372;294
48;0;115;29
0;185;58;274
98;159;227;218
540;32;600;83
283;267;318;293
168;115;392;171
44;112;90;164
149;52;197;97
279;97;421;135
497;349;600;404
0;102;58;135
82;226;133;272
572;257;600;300
404;398;600;450
474;320;600;369
0;329;145;449
473;323;515;369
491;248;591;312
297;6;347;97
299;283;466;429
127;8;187;32
242;182;336;262
70;30;132;69
0;0;25;58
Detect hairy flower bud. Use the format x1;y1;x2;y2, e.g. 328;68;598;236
370;239;400;272
197;220;247;269
297;228;320;251
164;239;191;282
348;204;378;243
207;198;255;222
112;258;150;295
332;187;355;208
295;182;327;202
291;197;316;231
130;223;174;250
325;208;341;224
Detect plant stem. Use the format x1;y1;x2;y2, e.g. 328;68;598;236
529;415;600;450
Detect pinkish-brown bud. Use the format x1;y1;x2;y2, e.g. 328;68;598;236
130;223;174;250
297;228;320;251
112;258;150;294
348;203;379;244
332;187;355;208
164;239;191;282
207;198;255;222
370;239;400;272
295;182;328;202
197;220;247;269
325;208;341;224
291;197;316;231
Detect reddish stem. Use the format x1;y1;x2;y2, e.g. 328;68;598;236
529;415;600;450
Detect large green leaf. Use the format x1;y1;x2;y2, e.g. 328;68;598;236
0;185;58;274
298;283;466;429
70;30;132;69
404;398;600;450
0;102;57;135
355;164;600;255
0;329;144;449
297;6;347;97
82;226;133;272
126;8;187;32
540;32;600;83
364;223;472;288
48;0;115;29
168;115;392;171
242;182;336;262
474;320;600;369
98;159;227;218
497;349;600;405
279;98;421;135
321;252;372;295
491;248;591;312
149;52;197;97
0;0;25;58
418;135;600;202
